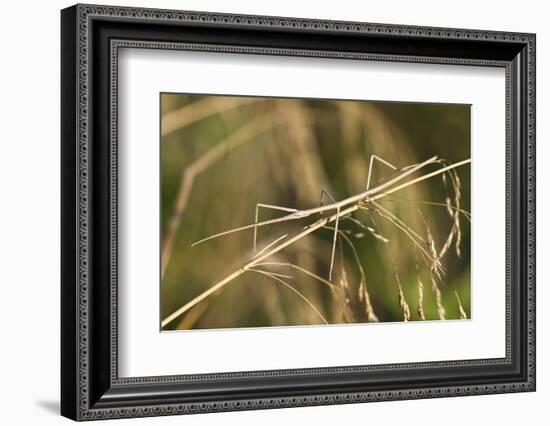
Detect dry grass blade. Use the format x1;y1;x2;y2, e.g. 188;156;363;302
417;280;426;321
253;234;288;259
437;165;463;259
414;248;426;321
176;300;211;330
253;262;334;289
162;96;260;137
398;286;411;322
334;237;356;323
430;275;446;320
365;202;439;270
362;289;379;323
332;226;378;322
345;215;389;243
249;269;329;325
418;209;447;320
337;237;350;291
368;159;470;203
451;168;463;257
379;196;471;221
248;268;293;279
454;291;468;320
161;114;279;277
388;252;411;322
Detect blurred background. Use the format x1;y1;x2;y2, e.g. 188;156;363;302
161;94;471;330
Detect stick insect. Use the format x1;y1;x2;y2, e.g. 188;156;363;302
192;154;466;281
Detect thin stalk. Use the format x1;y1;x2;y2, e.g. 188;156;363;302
250;269;329;325
162;114;278;277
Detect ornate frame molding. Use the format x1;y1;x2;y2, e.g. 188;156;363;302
61;4;535;421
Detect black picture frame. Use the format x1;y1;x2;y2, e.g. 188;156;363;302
61;4;536;421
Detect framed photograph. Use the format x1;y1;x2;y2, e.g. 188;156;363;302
61;4;536;421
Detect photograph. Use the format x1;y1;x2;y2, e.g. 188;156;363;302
160;94;472;330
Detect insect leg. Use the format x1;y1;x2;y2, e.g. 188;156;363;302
254;203;298;253
328;206;340;281
319;189;336;216
366;155;398;190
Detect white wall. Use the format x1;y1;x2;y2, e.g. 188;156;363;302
0;0;546;424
